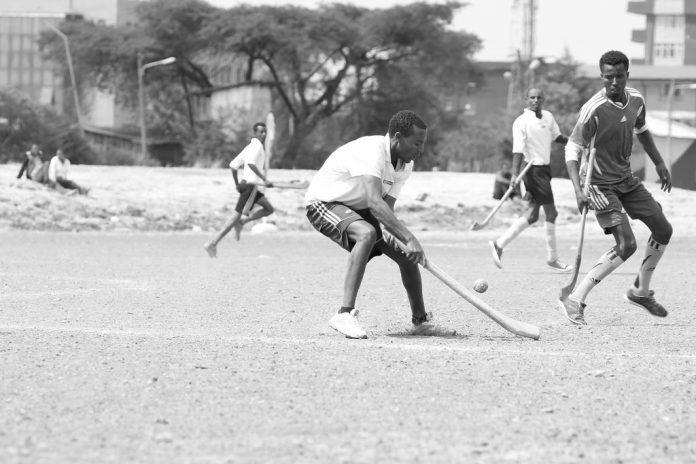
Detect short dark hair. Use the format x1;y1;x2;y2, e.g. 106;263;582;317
252;122;266;132
388;110;427;137
599;50;629;72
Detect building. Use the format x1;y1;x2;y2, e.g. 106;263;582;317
0;1;149;153
624;0;696;189
628;0;696;65
0;12;77;114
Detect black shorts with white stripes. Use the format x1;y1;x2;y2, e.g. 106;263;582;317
306;201;384;259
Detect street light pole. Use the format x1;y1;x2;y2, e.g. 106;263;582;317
44;21;84;137
665;81;696;175
137;55;176;163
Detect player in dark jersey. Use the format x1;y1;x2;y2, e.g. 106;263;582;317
558;50;672;325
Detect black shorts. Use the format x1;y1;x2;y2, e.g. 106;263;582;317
589;176;664;235
523;165;554;204
235;184;265;214
306;201;384;260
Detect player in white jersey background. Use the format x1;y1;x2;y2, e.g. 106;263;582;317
204;123;275;258
489;88;571;272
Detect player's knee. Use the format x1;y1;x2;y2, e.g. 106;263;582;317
653;223;673;244
546;210;558;223
264;205;274;215
353;226;378;246
617;239;637;259
527;212;539;224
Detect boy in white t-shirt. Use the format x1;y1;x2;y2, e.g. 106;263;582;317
306;110;454;339
204;123;274;258
47;149;90;195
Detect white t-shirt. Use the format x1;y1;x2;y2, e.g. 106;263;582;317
512;108;562;165
48;155;70;182
231;138;266;183
228;152;245;170
305;134;413;209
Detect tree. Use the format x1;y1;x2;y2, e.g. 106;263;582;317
39;1;482;167
203;1;482;166
0;89;93;164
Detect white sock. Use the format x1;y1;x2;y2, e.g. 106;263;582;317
570;247;625;303
634;237;667;295
496;217;529;249
544;221;557;262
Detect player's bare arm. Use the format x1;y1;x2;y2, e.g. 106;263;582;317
510;152;524;187
363;175;424;264
636;130;672;192
565;158;589;213
231;167;241;190
247;164;273;187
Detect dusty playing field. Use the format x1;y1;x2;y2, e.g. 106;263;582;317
2;226;695;463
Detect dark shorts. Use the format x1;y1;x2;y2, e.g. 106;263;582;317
306;201;384;260
235;184;265;214
522;165;554;204
589;176;663;234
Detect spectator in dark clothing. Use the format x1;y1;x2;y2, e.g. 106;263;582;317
493;160;518;200
16;144;48;183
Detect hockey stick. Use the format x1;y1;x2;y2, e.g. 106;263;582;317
471;161;533;231
386;234;541;339
241;185;258;216
248;180;309;189
559;147;597;300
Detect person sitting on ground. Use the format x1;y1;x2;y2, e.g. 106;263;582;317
47;149;90;195
16;144;48;183
492;160;518;200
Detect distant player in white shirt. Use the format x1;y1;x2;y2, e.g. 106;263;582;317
204;122;274;258
489;88;571;272
306;110;455;339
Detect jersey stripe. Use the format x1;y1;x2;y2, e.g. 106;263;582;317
577;91;606;125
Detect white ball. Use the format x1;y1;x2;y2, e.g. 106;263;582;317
473;278;488;293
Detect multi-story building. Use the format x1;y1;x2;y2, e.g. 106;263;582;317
0;1;148;140
0;12;79;114
628;0;696;66
625;0;696;189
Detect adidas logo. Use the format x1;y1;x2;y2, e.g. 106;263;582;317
620;115;627;123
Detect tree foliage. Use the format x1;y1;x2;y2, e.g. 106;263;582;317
0;89;93;164
39;0;483;167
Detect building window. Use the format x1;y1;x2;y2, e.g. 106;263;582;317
654;42;684;65
655;15;684;31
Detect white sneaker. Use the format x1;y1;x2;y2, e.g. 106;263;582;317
410;312;457;336
328;309;367;339
547;258;573;272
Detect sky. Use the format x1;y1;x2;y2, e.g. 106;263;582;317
205;0;645;66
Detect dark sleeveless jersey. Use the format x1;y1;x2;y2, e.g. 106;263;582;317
568;87;648;185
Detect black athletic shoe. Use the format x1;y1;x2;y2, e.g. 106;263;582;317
624;288;667;317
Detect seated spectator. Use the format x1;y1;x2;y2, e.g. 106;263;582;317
48;149;90;195
16;144;48;184
492;160;518;200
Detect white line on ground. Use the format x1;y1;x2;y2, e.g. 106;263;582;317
1;324;695;359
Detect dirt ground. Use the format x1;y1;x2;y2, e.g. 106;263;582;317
2;226;695;463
